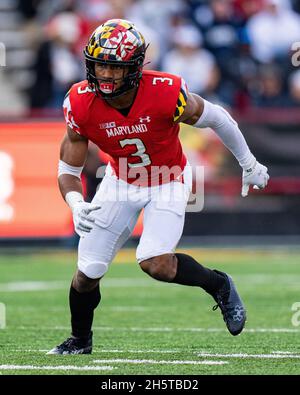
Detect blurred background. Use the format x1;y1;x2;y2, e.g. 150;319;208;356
0;0;300;247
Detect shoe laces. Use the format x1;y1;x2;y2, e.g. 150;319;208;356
58;337;79;351
212;289;231;320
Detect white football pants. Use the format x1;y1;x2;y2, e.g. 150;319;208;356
77;165;192;279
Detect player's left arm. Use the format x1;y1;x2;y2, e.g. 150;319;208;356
176;92;270;197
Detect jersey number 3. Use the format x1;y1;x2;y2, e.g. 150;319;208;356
119;138;151;168
152;77;173;86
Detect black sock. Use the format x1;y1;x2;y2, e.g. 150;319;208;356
69;285;101;338
172;253;225;295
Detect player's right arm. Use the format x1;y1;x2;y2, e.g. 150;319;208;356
58;126;101;237
59;126;88;199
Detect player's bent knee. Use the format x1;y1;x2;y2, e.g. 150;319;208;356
77;260;109;280
139;254;176;281
73;270;100;293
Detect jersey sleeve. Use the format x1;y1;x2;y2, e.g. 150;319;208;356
62;89;83;135
173;78;188;122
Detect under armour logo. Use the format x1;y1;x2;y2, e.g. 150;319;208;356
139;116;151;123
233;305;244;322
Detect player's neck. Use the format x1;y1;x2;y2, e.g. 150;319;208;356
105;87;138;110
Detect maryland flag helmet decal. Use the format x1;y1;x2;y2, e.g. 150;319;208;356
84;19;147;98
86;19;145;63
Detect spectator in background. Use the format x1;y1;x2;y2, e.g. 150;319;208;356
17;0;77;23
191;0;242;59
289;69;300;105
30;12;86;109
291;0;300;14
251;64;290;106
246;0;300;64
129;0;187;59
78;0;135;30
78;0;161;69
188;0;243;105
17;0;44;20
18;0;300;112
162;25;219;98
233;0;264;22
139;25;161;70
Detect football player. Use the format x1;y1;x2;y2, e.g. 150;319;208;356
47;19;269;354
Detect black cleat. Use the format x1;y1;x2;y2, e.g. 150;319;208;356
212;270;246;336
46;332;93;355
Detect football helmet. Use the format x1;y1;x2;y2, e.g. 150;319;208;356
84;19;147;98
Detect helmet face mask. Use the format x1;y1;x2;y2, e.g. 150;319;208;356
84;19;147;99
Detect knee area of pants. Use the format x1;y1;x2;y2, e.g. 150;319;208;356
78;261;108;280
140;255;176;281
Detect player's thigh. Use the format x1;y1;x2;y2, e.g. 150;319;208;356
136;182;188;263
78;176;140;279
78;216;138;279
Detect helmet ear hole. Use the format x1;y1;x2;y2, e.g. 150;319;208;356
83;19;147;99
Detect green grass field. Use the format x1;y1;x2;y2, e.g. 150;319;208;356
0;247;300;375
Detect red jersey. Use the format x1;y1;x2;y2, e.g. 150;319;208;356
63;70;188;186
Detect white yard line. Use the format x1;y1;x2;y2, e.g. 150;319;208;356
93;349;300;358
101;349;300;356
98;349;181;354
10;306;152;312
1;273;298;292
197;352;300;359
0;281;68;292
272;351;299;354
12;348;299;357
93;359;227;365
0;279;157;292
0;364;113;371
12;349;185;354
